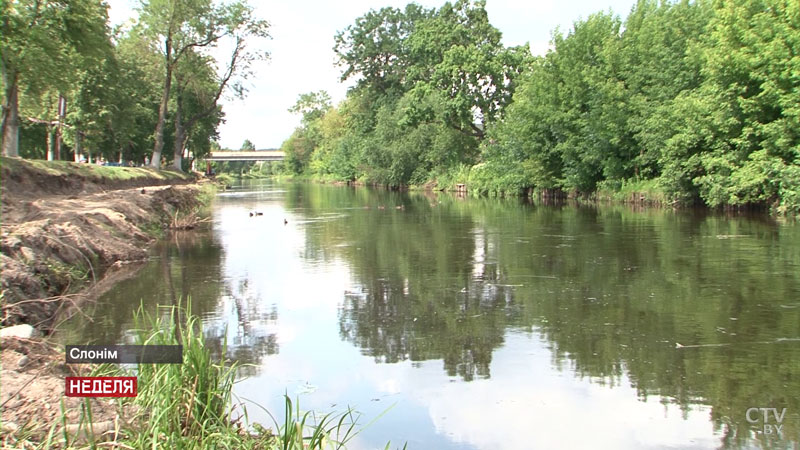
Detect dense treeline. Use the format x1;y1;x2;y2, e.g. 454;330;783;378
282;0;799;214
1;0;268;171
281;0;529;186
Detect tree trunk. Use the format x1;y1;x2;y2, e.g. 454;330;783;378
74;130;82;162
46;125;54;160
1;72;20;157
172;94;185;172
55;126;62;160
151;41;173;169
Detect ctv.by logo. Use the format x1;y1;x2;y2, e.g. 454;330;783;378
746;407;787;436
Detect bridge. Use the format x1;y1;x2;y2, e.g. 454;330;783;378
206;150;285;161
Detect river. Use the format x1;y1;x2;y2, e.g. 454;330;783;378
61;179;800;449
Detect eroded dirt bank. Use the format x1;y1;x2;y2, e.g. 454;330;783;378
1;158;211;443
1;157;209;330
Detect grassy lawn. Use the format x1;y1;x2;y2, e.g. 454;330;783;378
0;157;192;183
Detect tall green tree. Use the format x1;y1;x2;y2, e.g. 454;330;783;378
405;0;529;139
138;0;268;169
1;0;109;157
691;0;800;210
321;0;527;187
334;4;432;99
104;30;163;164
169;3;269;171
240;139;255;151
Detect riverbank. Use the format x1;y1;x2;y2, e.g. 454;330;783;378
0;157;214;444
0;160;369;448
0;157;212;331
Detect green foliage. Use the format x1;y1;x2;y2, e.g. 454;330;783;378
467;161;528;196
477;0;798;214
2;0;111;157
286;0;524;188
281;128;315;175
2;0;266;168
289;91;332;125
138;0;270;169
59;303;368;449
240;139;256;151
334;4;432;97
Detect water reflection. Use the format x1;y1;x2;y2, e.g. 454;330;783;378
59;180;799;449
288;184;800;448
59;221;280;369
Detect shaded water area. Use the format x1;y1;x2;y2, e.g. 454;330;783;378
60;180;800;449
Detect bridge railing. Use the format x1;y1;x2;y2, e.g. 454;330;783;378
205;151;285;161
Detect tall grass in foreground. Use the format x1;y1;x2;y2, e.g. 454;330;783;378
124;303;366;449
46;303;377;450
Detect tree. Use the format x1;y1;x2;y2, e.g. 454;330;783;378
280;128;315;174
692;0;800;210
171;50;225;170
322;0;527;187
1;0;109;157
240;139;255;151
288;91;332;125
169;3;269;171
405;0;529;139
103;30;163;164
334;4;432;98
138;0;269;169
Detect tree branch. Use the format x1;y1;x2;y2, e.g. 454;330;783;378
26;117;72;128
183;37;243;132
172;30;232;65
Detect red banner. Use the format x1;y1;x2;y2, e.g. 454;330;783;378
65;377;137;397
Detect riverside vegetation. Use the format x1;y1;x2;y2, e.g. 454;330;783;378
5;0;796;213
1;0;269;170
3;304;375;449
0;161;383;449
273;0;798;215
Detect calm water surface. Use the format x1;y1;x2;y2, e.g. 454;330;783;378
62;180;800;449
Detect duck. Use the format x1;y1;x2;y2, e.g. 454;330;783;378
256;212;263;216
377;205;385;210
284;219;288;225
249;212;254;217
395;205;404;210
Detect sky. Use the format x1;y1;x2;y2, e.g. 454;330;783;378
108;0;638;150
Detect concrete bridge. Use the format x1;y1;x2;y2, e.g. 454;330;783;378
206;150;284;161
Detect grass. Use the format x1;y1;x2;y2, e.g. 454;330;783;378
0;156;192;183
37;258;91;293
36;301;381;449
595;178;670;205
214;173;236;188
169;183;216;230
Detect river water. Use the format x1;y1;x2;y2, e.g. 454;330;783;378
62;180;800;449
